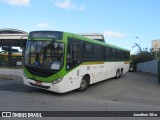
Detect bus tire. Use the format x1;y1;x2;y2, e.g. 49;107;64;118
116;69;120;79
121;68;123;76
77;77;89;92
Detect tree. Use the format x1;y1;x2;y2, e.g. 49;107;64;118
131;47;155;64
130;47;157;71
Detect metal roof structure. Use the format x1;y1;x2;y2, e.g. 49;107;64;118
79;33;105;42
0;28;28;46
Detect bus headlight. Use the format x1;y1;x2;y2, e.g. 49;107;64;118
52;78;63;85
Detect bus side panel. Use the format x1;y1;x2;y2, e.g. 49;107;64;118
61;61;130;93
93;61;130;83
61;67;82;93
124;61;130;73
82;64;103;84
61;64;102;92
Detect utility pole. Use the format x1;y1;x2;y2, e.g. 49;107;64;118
135;37;142;52
132;37;142;72
135;37;141;46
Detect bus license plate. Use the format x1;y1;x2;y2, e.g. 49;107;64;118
35;81;42;86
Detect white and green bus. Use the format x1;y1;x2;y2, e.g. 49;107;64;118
23;31;130;93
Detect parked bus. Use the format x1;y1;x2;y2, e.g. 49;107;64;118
23;31;130;93
0;51;22;67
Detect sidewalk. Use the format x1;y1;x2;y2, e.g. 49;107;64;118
0;68;23;77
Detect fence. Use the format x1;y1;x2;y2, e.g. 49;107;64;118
137;60;158;75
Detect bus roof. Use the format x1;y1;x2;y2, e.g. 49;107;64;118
69;32;130;52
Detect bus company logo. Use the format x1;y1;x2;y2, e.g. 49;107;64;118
2;112;11;117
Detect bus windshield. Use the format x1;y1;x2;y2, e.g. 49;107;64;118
24;41;64;70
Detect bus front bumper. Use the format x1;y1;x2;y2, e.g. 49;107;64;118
23;75;63;93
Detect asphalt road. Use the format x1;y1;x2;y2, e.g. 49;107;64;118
0;72;160;120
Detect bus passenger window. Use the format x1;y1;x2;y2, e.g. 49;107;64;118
83;42;93;60
67;38;82;70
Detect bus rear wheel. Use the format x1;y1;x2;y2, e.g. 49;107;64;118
77;77;89;92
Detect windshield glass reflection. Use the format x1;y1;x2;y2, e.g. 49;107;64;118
25;41;64;70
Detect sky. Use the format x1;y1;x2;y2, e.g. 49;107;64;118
0;0;160;54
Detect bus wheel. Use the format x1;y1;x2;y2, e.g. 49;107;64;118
77;77;89;92
116;69;120;79
120;68;123;76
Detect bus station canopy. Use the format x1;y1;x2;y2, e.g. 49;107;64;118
0;28;28;46
79;33;105;42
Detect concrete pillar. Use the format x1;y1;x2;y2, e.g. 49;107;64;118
8;46;12;67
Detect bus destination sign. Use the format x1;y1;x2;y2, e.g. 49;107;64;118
29;31;63;40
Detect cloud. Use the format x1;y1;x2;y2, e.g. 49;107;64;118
36;22;57;30
54;0;85;11
3;0;30;6
103;31;124;38
36;23;49;28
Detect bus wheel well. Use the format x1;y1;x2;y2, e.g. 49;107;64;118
83;74;90;84
77;74;90;92
116;69;121;79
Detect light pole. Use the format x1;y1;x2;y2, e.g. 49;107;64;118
132;37;142;53
132;43;142;52
135;37;141;46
